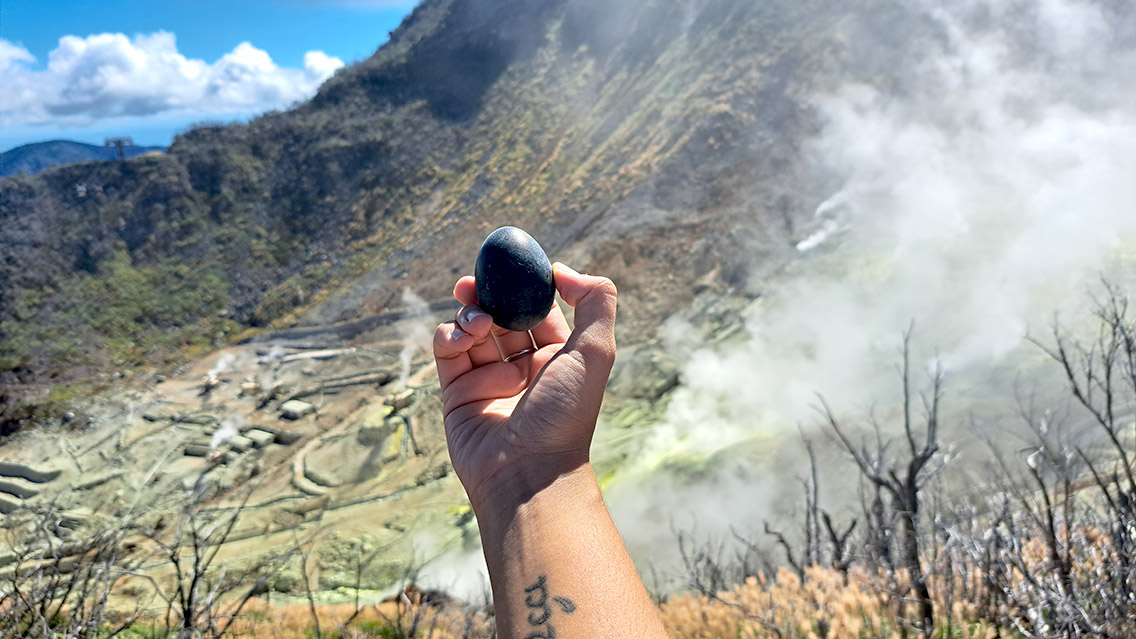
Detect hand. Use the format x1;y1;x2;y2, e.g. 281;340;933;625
433;263;618;512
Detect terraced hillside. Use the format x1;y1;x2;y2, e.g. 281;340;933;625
0;304;468;592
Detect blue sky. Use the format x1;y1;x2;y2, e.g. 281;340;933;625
0;0;417;151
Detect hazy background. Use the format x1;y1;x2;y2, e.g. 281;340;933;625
599;0;1136;580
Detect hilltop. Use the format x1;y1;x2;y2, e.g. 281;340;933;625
0;140;165;178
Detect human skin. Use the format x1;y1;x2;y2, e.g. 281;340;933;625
433;263;669;639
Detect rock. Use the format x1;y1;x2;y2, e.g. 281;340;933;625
0;477;40;499
0;463;62;483
280;400;315;420
385;389;415;411
243;423;302;445
475;226;555;332
244;429;276;448
200;374;222;395
227;435;254;453
288;495;331;517
184;444;212;457
0;495;21;514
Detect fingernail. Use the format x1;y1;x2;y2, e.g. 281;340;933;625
452;326;468;339
553;262;580;276
457;304;489;328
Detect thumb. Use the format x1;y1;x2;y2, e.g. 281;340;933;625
553;263;618;373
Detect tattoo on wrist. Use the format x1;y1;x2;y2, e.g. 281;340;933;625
523;575;576;638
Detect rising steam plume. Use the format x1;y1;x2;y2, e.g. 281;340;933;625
397;288;434;388
418;0;1136;594
605;0;1136;574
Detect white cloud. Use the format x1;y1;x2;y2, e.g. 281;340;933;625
0;39;36;71
0;32;344;129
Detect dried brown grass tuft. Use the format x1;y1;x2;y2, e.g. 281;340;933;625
130;597;494;639
660;566;1002;639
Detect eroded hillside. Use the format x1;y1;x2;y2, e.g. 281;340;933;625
0;0;873;430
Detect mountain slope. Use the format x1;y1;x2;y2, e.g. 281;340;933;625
0;140;165;177
0;0;922;429
6;0;1136;606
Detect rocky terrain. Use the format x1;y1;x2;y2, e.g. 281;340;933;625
2;0;834;584
0;267;749;594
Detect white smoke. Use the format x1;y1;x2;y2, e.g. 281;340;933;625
257;345;286;389
606;0;1136;569
258;345;286;365
416;543;492;603
396;289;433;388
210;416;243;449
207;352;238;377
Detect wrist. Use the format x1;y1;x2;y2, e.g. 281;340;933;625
470;456;597;524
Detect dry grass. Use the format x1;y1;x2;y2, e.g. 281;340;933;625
659;566;1002;639
123;592;495;639
113;567;1012;639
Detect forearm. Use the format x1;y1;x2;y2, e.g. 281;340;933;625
475;463;668;639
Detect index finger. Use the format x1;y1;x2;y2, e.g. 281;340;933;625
433;321;474;390
455;274;570;347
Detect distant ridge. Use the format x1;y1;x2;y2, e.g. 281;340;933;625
0;140;166;177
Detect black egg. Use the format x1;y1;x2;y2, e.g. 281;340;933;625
475;226;555;332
